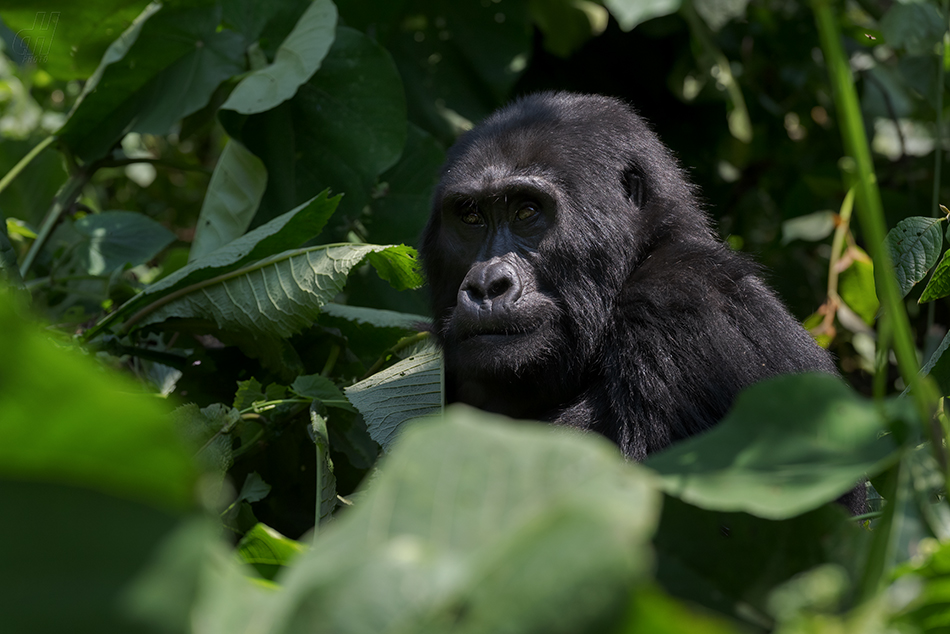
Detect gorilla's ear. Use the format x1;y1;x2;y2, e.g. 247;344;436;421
623;166;646;208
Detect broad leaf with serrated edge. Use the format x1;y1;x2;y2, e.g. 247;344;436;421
884;216;945;297
130;244;422;335
84;191;339;341
347;341;443;450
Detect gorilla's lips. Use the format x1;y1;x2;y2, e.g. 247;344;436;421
449;313;537;343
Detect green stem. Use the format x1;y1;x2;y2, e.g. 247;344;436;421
0;136;55;198
812;0;940;431
18;169;92;278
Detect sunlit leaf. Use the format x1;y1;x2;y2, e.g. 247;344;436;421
347;341;443;450
221;0;338;115
189;140;267;262
222;27;407;227
603;0;682;31
132;244;422;336
883;216;945;297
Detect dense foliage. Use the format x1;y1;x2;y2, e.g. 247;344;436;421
3;0;950;631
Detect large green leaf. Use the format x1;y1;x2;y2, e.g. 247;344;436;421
883;216;945;298
654;497;867;627
189;139;268;262
377;0;532;143
265;407;662;633
0;1;148;79
85;191;340;340
645;373;899;519
364;124;444;246
65;210;175;275
346;340;443;450
131;243;422;335
880;1;946;56
0;287;195;509
223;26;407;228
57;3;246;162
220;0;338;115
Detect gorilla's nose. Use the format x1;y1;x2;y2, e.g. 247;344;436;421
457;258;523;313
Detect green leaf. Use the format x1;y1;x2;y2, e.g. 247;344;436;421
883;216;945;297
221;0;338;115
529;0;608;58
919;329;950;397
321;302;429;330
604;0;682;31
310;408;337;526
57;3;246;162
891;538;950;631
694;0;750;31
122;517;272;634
223;26;407;228
237;523;307;580
2;481;182;632
0;287;196;509
233;474;270;507
920;248;950;304
189;140;268;263
68;211;175;275
645;373;899;519
363;1;531;143
132;243;423;336
86;191;340;341
347;341;443;451
838;248;878;325
291;374;355;412
269;407;661;632
881;1;946;56
172;403;237;489
654;497;867;625
618;584;741;633
233;377;266;409
365;124;445;246
780;210;836;245
0;209;23;287
0;2;146;79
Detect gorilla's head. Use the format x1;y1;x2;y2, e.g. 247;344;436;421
420;92;716;413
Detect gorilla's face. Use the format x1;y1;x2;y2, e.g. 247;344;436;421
419;92;695;410
431;173;562;381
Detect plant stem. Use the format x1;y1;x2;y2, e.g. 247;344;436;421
18;169;92;278
812;0;940;428
0;136;55;198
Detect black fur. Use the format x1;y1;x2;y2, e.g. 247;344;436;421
420;93;856;507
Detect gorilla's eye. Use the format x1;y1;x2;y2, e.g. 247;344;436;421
460;210;483;225
515;202;539;221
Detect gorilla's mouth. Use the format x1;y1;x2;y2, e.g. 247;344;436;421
454;326;536;343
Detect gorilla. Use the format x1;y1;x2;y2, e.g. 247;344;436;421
419;92;839;465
